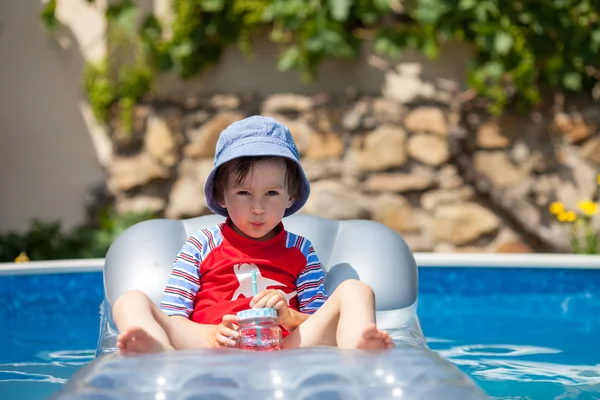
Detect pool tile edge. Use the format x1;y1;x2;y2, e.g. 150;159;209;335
2;253;600;275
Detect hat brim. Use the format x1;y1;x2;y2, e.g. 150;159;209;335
204;138;310;218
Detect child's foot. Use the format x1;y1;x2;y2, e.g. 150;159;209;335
117;327;171;354
356;323;396;350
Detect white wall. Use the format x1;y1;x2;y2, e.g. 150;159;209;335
0;1;105;232
0;1;470;233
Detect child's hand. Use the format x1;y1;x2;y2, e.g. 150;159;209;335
214;314;239;348
250;289;292;327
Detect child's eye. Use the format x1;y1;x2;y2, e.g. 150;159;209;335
266;191;279;196
236;191;250;196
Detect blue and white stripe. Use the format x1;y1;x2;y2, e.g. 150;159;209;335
286;232;328;313
160;224;224;317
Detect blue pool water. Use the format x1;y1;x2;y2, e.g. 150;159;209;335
1;268;599;399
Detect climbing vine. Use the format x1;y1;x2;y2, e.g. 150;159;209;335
41;0;600;126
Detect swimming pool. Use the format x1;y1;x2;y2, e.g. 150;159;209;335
1;263;599;399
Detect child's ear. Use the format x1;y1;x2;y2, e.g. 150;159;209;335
286;197;295;209
218;198;227;209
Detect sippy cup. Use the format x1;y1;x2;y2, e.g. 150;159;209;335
235;308;282;351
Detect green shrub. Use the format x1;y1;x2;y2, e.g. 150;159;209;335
44;1;600;117
0;208;155;262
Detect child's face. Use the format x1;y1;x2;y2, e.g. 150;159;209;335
218;159;295;241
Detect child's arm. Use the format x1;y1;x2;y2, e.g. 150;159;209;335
250;290;311;332
158;232;228;349
159;235;203;318
154;230;243;349
295;239;328;315
251;238;328;332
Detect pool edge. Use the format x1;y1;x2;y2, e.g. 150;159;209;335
2;253;600;275
0;258;104;275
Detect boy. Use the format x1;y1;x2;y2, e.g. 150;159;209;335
112;116;394;353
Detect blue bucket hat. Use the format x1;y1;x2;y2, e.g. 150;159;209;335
204;115;311;217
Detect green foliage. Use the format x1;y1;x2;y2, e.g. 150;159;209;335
79;1;153;131
0;208;156;262
83;59;151;131
43;0;600;116
40;0;58;32
83;61;116;122
406;0;600;113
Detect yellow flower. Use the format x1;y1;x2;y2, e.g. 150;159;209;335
597;174;600;185
565;211;577;222
557;211;577;223
14;251;30;263
549;201;565;215
578;200;598;216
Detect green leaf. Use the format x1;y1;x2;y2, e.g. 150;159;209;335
592;29;600;51
474;1;498;22
278;46;301;71
200;0;225;12
304;29;356;58
562;72;582;91
522;86;541;105
107;1;139;36
414;0;448;23
171;40;194;61
421;38;439;59
458;0;477;11
518;12;533;24
374;35;403;57
494;32;513;55
487;62;504;79
373;0;391;12
40;0;58;32
328;0;352;22
140;14;163;42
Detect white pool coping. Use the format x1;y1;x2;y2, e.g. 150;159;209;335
0;258;104;275
1;253;600;275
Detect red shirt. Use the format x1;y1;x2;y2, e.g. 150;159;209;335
160;219;328;336
190;221;308;325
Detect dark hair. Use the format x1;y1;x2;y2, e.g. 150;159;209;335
212;156;302;203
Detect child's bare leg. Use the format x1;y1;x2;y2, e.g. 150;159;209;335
112;290;176;353
112;290;215;353
116;327;168;354
283;279;394;350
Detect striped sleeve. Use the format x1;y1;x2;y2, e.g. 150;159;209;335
159;233;205;317
295;239;327;314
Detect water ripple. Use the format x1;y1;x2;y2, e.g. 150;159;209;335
0;369;68;384
37;349;95;363
0;349;95;390
440;344;562;358
461;359;600;386
436;344;600;387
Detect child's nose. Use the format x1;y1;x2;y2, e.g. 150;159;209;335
251;199;265;215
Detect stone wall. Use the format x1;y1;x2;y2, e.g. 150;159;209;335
104;91;600;253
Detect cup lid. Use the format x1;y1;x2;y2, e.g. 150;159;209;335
236;308;277;320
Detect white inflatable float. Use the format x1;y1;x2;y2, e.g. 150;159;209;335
53;215;487;400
